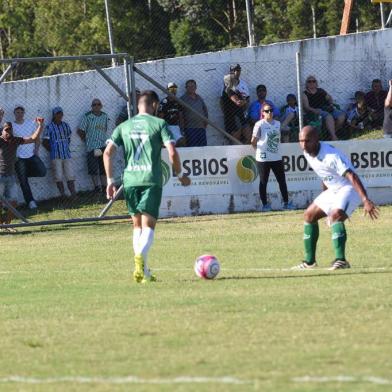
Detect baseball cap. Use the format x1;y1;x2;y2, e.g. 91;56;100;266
52;106;63;115
230;64;241;72
167;82;178;89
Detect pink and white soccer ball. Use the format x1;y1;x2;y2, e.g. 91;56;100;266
194;255;220;279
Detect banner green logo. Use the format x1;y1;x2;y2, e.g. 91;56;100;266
236;155;258;183
161;160;171;186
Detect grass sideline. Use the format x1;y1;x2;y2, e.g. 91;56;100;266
1;206;392;391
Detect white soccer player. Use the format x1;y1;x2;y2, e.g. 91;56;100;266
292;126;379;270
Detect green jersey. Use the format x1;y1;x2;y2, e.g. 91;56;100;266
79;111;109;152
110;114;174;187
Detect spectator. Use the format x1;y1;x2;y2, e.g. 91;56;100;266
221;64;251;143
42;107;76;197
347;95;373;134
115;88;141;126
248;84;280;126
365;79;388;128
346;91;366;115
280;94;299;142
0;107;4;124
12;105;47;209
251;104;293;212
77;99;109;192
0;120;44;227
302;75;346;141
180;80;209;147
383;79;392;138
158;82;185;147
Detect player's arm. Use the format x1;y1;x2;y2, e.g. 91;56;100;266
344;169;379;220
165;142;190;186
385;80;392;108
21;117;45;144
103;141;117;199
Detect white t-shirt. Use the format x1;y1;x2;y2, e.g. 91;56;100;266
12;120;36;158
252;119;281;162
304;142;355;191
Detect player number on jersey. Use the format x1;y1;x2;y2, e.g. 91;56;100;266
130;134;149;161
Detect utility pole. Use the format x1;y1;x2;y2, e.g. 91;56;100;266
104;0;116;67
245;0;256;47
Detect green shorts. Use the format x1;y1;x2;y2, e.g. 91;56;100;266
123;185;162;219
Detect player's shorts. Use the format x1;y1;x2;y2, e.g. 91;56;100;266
314;185;360;217
0;175;18;202
168;125;184;143
87;148;105;175
52;159;74;182
124;185;162;219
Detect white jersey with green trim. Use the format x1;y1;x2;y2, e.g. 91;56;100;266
304;142;355;191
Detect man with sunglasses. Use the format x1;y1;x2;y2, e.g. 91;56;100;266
302;76;346;141
77;99;109;193
158;82;186;147
251;104;293;212
383;80;392;138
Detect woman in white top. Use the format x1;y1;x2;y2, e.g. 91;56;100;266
251;104;293;212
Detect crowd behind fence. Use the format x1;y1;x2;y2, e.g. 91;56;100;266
0;52;391;229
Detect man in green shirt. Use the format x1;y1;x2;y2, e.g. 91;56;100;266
104;90;190;283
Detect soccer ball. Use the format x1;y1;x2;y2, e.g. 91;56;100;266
194;255;220;279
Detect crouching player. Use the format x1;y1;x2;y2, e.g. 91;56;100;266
292;126;379;270
104;90;190;283
0;119;44;230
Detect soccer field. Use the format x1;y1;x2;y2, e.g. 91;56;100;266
1;206;392;391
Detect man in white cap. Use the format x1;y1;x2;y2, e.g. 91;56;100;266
158;82;185;147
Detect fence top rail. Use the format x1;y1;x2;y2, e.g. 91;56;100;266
0;53;131;64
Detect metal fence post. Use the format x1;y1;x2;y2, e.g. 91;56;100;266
296;51;304;131
129;57;137;116
124;58;132;119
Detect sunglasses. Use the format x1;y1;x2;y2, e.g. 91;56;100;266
263;109;273;113
307;80;317;83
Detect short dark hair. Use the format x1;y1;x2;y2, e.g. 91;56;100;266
286;94;297;101
372;79;382;85
185;79;196;88
139;90;159;105
3;121;12;131
13;106;25;113
256;84;267;91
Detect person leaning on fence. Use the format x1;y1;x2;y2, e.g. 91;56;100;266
280;94;299;142
365;79;388;128
383;79;392;138
221;64;251;144
251;104;294;212
0;120;44;229
12;105;47;210
180;79;209;147
42;106;76;198
302;75;346;141
115;88;141;126
77;98;109;193
248;84;280;126
158;82;186;147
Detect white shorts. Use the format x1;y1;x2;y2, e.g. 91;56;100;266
52;159;75;182
168;125;184;142
0;175;18;202
314;185;361;217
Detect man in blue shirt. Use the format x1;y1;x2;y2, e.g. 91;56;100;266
248;85;280;126
43;107;76;197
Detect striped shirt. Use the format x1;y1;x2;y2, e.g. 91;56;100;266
43;121;72;160
79;111;109;152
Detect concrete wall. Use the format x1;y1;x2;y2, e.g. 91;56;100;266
1;29;391;204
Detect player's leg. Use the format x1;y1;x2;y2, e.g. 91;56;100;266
131;213;145;282
328;186;360;270
292;201;326;270
257;161;271;211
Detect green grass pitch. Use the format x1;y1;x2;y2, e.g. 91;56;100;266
1;206;392;391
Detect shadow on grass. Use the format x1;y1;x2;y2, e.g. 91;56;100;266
217;270;392;281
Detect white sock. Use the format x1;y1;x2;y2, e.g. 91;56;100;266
138;227;154;275
133;228;142;254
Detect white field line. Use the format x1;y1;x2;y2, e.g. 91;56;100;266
154;267;389;272
293;375;392;385
0;375;251;385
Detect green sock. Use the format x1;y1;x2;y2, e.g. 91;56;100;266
303;222;319;264
331;222;347;260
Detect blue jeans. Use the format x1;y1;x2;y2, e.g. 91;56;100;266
15;156;47;204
